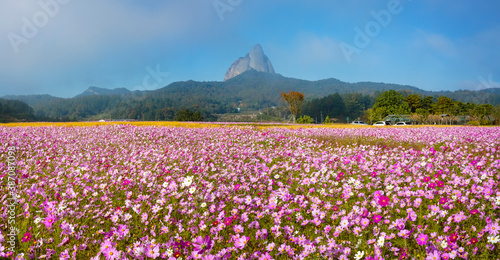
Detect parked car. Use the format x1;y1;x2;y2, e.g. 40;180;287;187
350;121;368;125
373;121;387;126
394;122;412;126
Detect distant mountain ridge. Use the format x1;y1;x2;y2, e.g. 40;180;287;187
74;86;132;98
2;70;500;121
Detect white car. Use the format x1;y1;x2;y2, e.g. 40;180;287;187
373;121;387;126
350;121;368;125
394;122;412;126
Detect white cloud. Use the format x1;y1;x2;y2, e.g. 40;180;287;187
293;33;346;64
415;29;457;58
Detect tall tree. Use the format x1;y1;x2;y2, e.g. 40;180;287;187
281;91;304;123
434;96;455;114
404;94;422;113
372;90;408;119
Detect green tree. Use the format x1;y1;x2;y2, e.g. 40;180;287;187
404;94;422;113
492;105;500;125
302;93;346;122
323;115;333;124
372;90;408;118
281;91;305;123
174;109;204;122
434;96;454;114
296;115;313;124
471;104;494;125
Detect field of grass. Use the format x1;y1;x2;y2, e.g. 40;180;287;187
1;122;499;259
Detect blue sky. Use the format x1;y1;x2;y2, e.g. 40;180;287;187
1;0;500;97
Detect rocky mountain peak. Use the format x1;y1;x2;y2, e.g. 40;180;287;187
224;44;275;81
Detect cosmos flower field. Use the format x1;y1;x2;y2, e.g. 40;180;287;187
1;124;500;260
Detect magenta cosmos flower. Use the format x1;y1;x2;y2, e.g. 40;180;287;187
378;196;390;207
224;217;233;226
373;214;382;223
21;231;32;243
448;232;458;243
417;233;428;246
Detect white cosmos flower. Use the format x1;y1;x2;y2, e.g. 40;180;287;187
274;174;279;179
488;235;499;244
200;202;207;208
376;236;385;247
354;251;364;260
34;217;42;224
340;219;349;228
441;240;448;249
189;187;196;194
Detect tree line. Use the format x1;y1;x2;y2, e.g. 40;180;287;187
2;88;500;125
0;98;36;123
292;90;500;125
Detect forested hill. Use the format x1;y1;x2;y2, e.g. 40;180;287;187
2;70;500;121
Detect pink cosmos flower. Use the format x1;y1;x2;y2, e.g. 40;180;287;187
103;247;120;260
233;224;244;234
193;235;213;254
408;211;417;221
361;218;370;227
417;233;428;246
117;224;129;238
234;236;248;249
258;252;273;260
100;240;114;253
43;215;55;229
487;222;500;236
426;250;440;260
145;245;159;259
373;190;383;200
59;249;70;260
324;225;331;233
